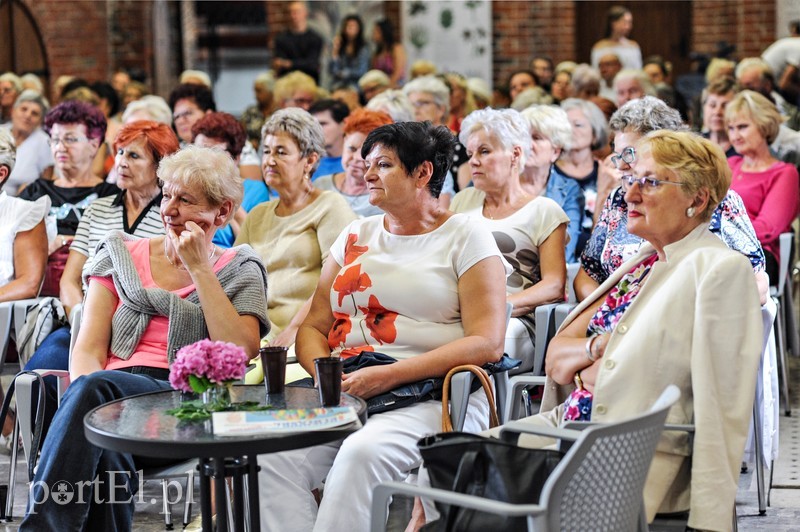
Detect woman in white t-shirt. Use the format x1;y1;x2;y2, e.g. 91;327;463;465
452;108;569;372
257;121;509;531
0;127;48;301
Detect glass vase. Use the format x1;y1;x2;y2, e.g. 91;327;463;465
202;384;232;411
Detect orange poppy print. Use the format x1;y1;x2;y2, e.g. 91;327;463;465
327;312;352;349
340;345;374;359
332;264;373;307
358;294;398;345
344;233;369;266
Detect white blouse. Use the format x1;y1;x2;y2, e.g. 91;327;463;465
0;192;50;287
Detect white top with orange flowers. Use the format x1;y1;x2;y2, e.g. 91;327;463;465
327;213;506;359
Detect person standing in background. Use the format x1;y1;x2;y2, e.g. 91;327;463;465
272;1;324;83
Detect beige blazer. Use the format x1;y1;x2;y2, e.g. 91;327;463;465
540;224;763;531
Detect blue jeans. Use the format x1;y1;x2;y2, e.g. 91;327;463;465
22;326;71;439
20;371;171;532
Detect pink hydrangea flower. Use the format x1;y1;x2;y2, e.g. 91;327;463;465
169;339;249;393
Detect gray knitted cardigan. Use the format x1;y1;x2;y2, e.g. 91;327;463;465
85;231;270;364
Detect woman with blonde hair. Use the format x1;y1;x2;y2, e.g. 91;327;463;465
725;90;799;282
274;71;318;110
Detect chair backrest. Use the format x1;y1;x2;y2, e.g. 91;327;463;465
541;385;680;531
67;304;83;369
566;263;580;304
776;232;793;294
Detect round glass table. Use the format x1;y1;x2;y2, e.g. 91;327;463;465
84;385;366;531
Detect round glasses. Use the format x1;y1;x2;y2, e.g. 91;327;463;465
610;146;636;169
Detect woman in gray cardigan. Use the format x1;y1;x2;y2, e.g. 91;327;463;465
21;146;270;531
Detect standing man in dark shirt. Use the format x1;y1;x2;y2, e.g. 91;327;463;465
272;1;324;83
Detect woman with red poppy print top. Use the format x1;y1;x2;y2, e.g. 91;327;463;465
257;122;509;532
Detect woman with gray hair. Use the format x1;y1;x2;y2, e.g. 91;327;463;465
452;108;568;368
120;95;172;125
2;89;53;195
366;89;414;122
21;145;269;530
236;108;356;366
613;68;656;108
556;98;609;254
575;95;768;303
519;105;585;263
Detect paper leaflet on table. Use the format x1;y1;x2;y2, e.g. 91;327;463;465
212;407;358;435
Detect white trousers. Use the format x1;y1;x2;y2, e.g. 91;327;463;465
257;391;490;532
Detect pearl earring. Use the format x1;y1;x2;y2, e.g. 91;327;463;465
686;206;696;218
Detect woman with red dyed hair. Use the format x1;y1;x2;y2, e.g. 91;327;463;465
23;120;180;432
315;108;393;217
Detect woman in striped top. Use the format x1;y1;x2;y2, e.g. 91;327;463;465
23;121;179;425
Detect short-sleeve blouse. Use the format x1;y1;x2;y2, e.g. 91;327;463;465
327;214;504;359
450;187;569;294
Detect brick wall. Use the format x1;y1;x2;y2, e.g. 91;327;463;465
107;0;153;82
692;0;775;61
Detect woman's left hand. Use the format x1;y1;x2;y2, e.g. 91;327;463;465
269;326;298;348
341;366;394;399
169;221;211;271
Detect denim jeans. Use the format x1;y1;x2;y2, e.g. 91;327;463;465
20;371;171;532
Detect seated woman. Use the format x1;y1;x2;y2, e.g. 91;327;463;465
555;98;609;256
0;127;48;301
23;121;179;424
518;105;585;263
576;96;769;303
502;131;763;530
20;145;269;531
235;108;356;357
725;90;800;283
315;108;393;217
257;122;508;531
451;108;568;371
19;100;120;296
3;89;53;195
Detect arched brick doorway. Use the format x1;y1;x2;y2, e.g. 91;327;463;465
0;0;49;94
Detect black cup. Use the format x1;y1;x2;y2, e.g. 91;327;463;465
314;357;343;407
260;346;288;394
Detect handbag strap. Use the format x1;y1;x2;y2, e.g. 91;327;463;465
441;364;500;432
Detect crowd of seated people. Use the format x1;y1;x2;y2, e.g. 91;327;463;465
0;5;798;530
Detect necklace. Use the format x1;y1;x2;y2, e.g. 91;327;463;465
164;239;216;270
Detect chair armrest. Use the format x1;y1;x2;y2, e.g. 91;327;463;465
448;370;473;432
370;481;545;532
499;421;582;444
663;424;695;433
503;375;547;422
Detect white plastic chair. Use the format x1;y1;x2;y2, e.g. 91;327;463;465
772;232;794;416
370;385;680;532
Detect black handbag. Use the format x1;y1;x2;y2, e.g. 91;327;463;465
419;432;564;531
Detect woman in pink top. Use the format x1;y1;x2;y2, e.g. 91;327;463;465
726;90;799;282
21;146;269;531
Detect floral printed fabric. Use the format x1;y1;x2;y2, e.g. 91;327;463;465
581;187;765;285
326;215;505;360
563;253;658;422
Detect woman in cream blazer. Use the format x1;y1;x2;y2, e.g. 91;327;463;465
511;131;763;532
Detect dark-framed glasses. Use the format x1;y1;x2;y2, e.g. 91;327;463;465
620;174;686;194
610;146;636;169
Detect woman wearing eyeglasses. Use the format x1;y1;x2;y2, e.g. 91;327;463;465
502;131;762;530
574;96;768;303
19;100;119;296
3;90;53;196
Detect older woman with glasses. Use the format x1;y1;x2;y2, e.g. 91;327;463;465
236;108;356;355
3;89;53;195
501;131;762;531
19;101;119;296
575;96;768;303
0;72;22;124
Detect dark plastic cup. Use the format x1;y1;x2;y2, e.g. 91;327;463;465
314;357;343;407
260;346;288;394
